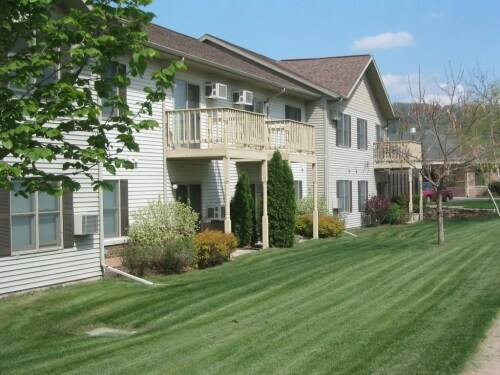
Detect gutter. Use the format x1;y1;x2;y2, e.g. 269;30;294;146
265;88;286;119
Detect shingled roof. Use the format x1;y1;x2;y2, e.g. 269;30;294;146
280;55;396;119
279;55;372;98
144;24;320;97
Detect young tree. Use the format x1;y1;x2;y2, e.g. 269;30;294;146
0;0;184;195
230;172;254;247
396;66;496;244
268;150;296;248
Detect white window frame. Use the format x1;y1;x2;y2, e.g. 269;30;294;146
337;114;351;147
10;186;62;253
357;118;367;150
337;180;352;213
358;180;368;212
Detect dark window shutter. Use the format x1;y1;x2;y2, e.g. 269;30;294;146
63;189;74;249
336;117;341;146
120;180;129;236
118;64;127;115
347;115;351;148
357;119;361;149
298;108;302;122
349;181;353;213
364;121;368;149
0;189;11;256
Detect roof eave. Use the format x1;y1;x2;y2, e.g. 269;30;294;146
199;34;340;100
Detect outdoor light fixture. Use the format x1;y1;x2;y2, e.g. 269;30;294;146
171;182;178;190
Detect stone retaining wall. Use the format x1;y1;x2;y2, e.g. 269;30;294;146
425;206;496;219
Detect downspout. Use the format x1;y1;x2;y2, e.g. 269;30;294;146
162;90;168;201
265;87;286;120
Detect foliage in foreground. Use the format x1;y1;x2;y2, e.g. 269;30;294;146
268;150;296;248
296;195;330;216
0;0;185;194
296;214;344;238
364;195;391;226
230;172;254;247
122;199;198;275
194;230;238;269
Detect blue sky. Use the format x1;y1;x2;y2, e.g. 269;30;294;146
146;0;499;103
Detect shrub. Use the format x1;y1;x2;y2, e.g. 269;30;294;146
152;237;196;274
364;195;391;226
385;203;408;225
194;230;238;269
296;215;344;238
268;151;296;248
489;181;500;196
121;243;150;277
127;199;199;250
122;199;199;276
391;194;420;213
230;172;254;247
296;196;330;216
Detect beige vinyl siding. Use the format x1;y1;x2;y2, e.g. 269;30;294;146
306;99;327;200
328;77;386;228
0;248;101;295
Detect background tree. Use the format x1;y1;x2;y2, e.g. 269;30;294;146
268;150;296;248
230;172;254;247
0;0;184;195
395;66;496;244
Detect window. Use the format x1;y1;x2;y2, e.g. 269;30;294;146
285;105;302;121
102;63;127;118
173;80;200;149
8;37;31;95
0;185;74;256
337;180;352;213
103;180;128;238
336;114;351;147
358;181;368;212
294;180;303;200
245;98;264;114
357;118;367;150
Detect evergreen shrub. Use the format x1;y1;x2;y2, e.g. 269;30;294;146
230;172;254;247
268;151;296;248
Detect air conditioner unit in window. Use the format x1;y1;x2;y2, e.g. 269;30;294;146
232;90;253;105
74;214;99;235
205;83;228;99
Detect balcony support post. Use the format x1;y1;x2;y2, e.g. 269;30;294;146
419;173;424;220
408;168;414;216
312;163;319;239
223;156;232;234
261;159;269;249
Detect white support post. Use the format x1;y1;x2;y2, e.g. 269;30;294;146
224;156;231;234
312;163;319;239
419;173;423;220
408;168;414;216
261;159;269;249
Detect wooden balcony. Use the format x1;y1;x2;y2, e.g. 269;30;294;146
374;141;422;169
165;107;315;162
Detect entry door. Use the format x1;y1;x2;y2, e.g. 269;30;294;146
176;184;202;223
174;80;200;148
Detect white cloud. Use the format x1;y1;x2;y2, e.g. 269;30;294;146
352;32;415;51
382;74;420;102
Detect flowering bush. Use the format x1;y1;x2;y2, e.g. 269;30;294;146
296;196;331;216
364;195;391;226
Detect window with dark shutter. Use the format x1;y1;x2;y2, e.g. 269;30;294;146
0;189;11;257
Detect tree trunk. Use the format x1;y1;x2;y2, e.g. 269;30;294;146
486;187;500;217
436;193;446;245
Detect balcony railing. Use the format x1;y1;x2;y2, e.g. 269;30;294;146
374;141;422;166
266;119;315;154
165;107;315;155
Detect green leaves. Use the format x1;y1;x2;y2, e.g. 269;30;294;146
1;0;182;195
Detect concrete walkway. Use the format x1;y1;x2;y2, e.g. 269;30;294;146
462;313;500;375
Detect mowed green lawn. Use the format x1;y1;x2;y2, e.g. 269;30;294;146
444;198;500;209
1;218;499;375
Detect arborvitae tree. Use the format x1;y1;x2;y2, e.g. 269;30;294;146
230;172;254;247
268;150;296;247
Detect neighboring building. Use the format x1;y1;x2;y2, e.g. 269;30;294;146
1;11;413;294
